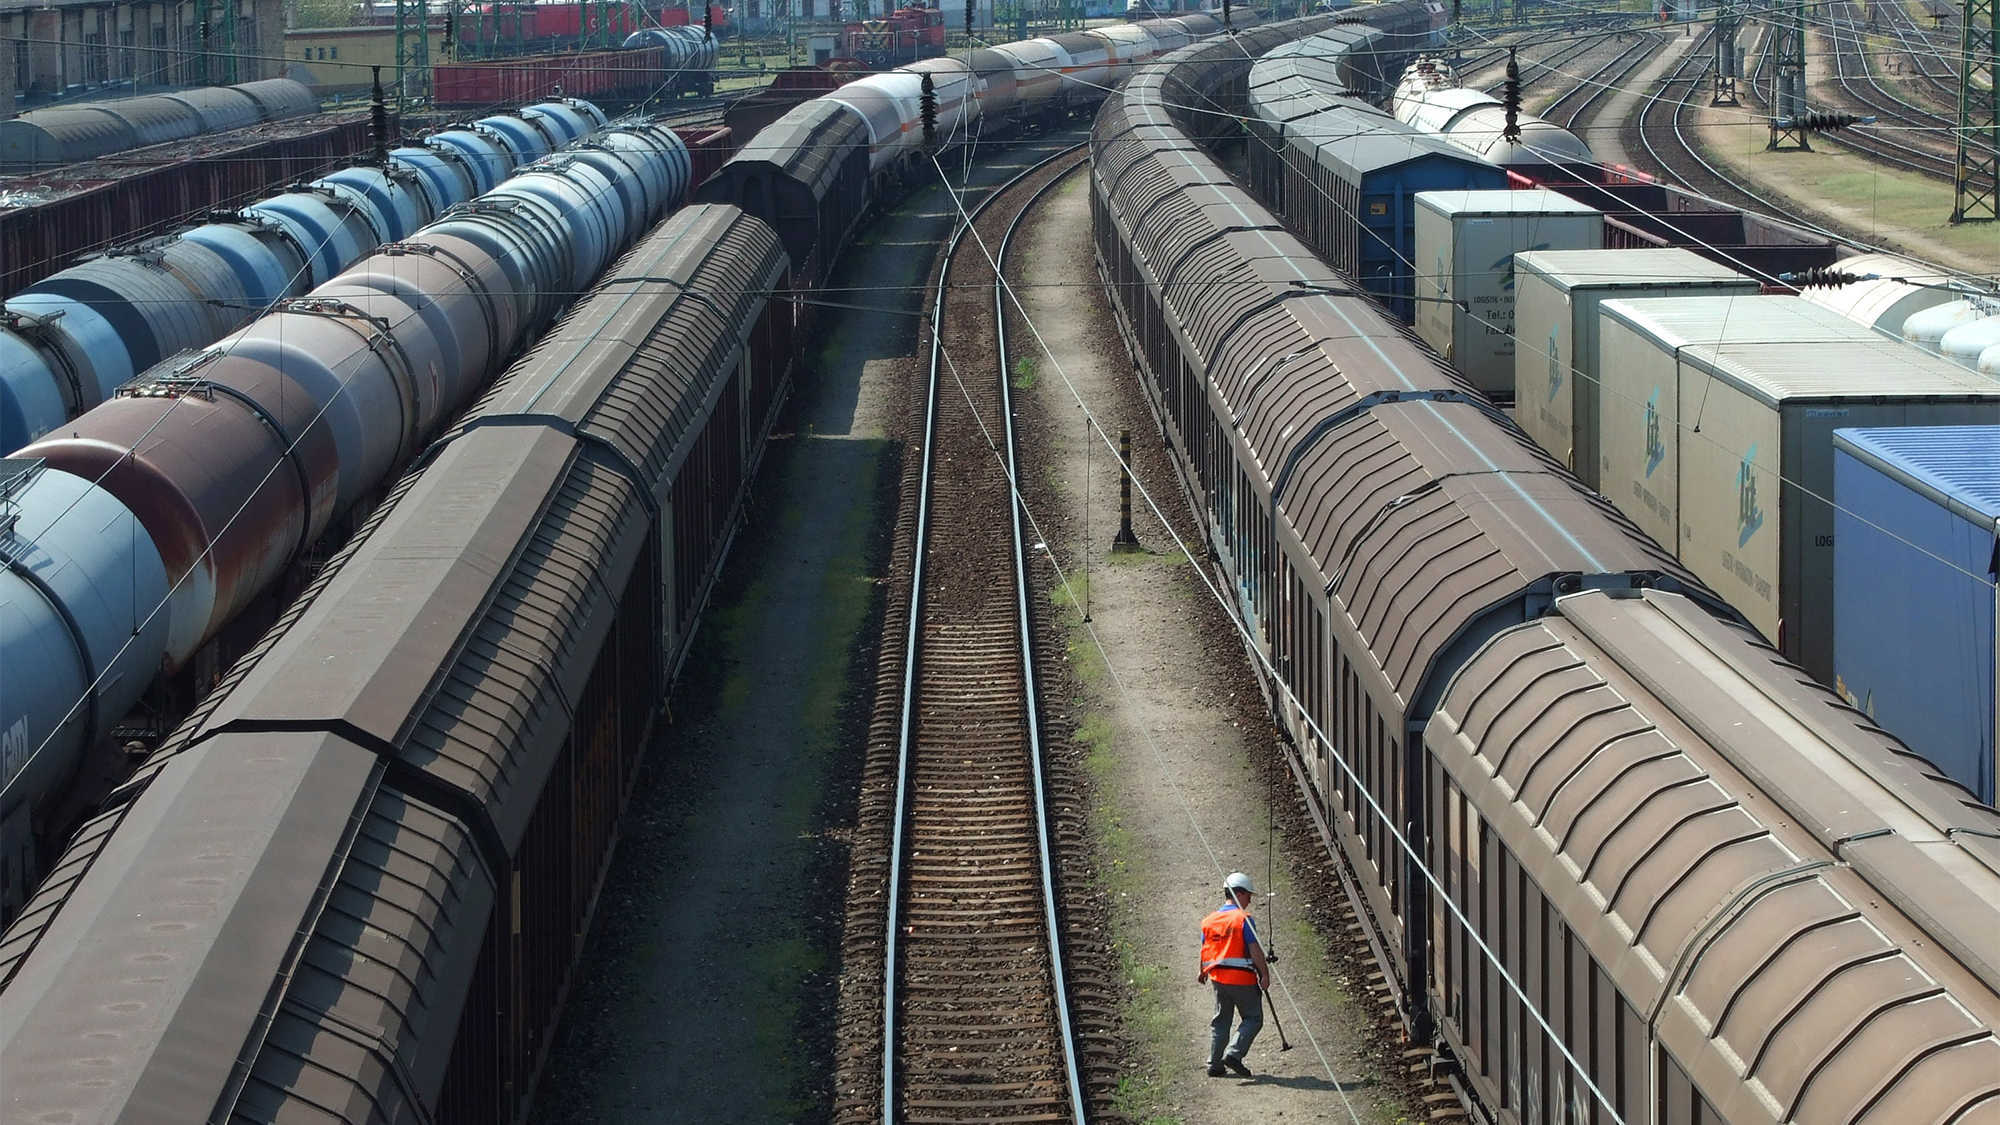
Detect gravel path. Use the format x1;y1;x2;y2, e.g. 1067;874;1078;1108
1010;171;1422;1125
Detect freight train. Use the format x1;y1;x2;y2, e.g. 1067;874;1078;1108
434;25;718;107
0;98;614;456
1095;16;2000;1125
0;78;322;172
0;12;1247;1121
1246;23;1837;329
413;1;731;51
0;107;692;921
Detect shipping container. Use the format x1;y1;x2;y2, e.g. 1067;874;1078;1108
1411;189;1600;402
1796;251;1956;337
1511;248;1757;489
1598;295;2000;681
1832;426;2000;804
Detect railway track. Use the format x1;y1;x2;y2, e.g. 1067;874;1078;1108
1819;1;1960;181
1630;30;1827;231
1543;30;1658;133
865;145;1093;1125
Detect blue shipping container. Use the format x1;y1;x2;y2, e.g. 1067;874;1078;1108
1833;426;2000;804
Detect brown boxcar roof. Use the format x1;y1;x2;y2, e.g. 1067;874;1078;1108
1428;589;2000;1125
460;203;786;494
703;97;868;202
1280;400;1701;711
0;729;392;1123
200;426;644;849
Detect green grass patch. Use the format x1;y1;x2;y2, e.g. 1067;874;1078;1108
1012;354;1039;391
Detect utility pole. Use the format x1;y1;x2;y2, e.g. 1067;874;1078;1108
395;0;430;118
1713;0;1741;105
1954;0;1998;221
1768;0;1812;148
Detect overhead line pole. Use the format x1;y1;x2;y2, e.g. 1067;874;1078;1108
1713;0;1742;105
1768;0;1813;148
1954;0;1998;221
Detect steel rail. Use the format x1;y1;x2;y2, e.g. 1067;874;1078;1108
995;154;1092;1125
882;141;1089;1125
1544;31;1658;132
1635;31;1824;228
1818;2;1961;181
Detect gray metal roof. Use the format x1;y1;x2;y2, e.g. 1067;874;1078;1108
1428;588;2000;1123
1606;296;2000;405
713;97;869;199
462;204;788;499
1514;247;1752;291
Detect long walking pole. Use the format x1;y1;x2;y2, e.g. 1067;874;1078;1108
1263;987;1294;1051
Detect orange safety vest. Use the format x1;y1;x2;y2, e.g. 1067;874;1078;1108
1199;904;1259;987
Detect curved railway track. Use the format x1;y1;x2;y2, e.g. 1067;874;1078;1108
1820;1;1960;180
877;145;1092;1125
1543;30;1658;133
1631;30;1827;231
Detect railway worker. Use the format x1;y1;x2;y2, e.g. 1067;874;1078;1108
1198;871;1270;1077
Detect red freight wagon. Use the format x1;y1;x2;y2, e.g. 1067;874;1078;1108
434;45;665;105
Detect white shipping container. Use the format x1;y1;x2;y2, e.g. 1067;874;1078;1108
1413;189;1600;401
1512;248;1756;490
1598;295;2000;682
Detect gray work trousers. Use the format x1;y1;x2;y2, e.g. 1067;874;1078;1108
1208;980;1263;1064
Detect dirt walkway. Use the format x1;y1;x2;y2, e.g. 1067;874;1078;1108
1010;172;1417;1125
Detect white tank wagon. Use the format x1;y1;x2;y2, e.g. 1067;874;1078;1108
1392;55;1595;172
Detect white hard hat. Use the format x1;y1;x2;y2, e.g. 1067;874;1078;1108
1224;872;1255;895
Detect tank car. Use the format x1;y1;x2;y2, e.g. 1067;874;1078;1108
0;117;689;920
1391;56;1597;176
0;99;611;455
621;25;721;95
0;202;792;1125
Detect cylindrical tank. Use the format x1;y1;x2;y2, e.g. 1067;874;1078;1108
14;362;337;668
12;245;232;375
1901;300;1991;353
486;162;620;295
427;127;518;194
521;102;595;145
242;189;383;288
1981;342;2000;379
390;144;480;218
0;464;170;815
0;329;70;451
208;302;421;516
588;121;692;222
180;217;310;311
476;114;557;163
1939;317;2000;372
0;294;131;419
314;164;434;243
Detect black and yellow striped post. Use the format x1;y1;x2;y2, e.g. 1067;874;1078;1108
1112;429;1142;553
